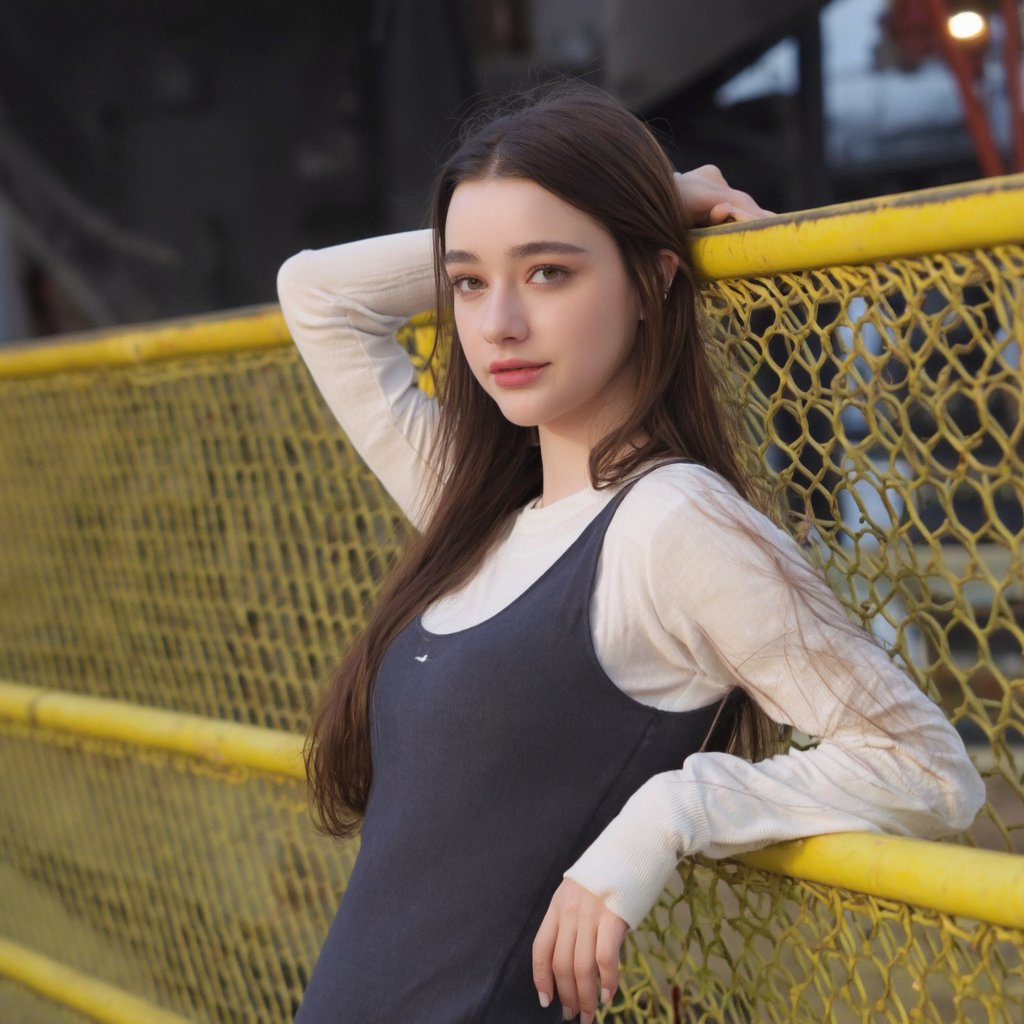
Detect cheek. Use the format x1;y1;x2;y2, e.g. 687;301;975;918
581;290;641;363
453;311;480;360
590;268;640;329
454;323;491;389
560;286;627;336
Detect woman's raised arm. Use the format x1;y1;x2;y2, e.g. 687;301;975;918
276;230;441;530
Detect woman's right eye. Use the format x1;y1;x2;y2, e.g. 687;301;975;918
450;275;484;295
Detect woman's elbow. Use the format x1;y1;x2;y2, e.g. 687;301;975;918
940;757;987;835
918;744;986;838
276;250;314;311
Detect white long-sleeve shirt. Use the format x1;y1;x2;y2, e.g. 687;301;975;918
276;230;985;930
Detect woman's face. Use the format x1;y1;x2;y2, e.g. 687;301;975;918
444;177;643;445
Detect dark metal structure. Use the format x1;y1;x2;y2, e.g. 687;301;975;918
0;0;1009;339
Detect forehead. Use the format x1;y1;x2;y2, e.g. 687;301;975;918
445;177;613;253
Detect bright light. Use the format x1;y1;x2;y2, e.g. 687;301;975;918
947;11;987;41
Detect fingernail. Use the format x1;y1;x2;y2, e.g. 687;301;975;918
538;992;550;1009
601;987;611;1004
562;1007;574;1021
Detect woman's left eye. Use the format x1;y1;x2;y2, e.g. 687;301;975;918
528;266;567;284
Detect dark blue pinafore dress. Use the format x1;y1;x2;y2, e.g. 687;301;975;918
296;468;737;1023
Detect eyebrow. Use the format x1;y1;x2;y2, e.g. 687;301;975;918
443;241;588;264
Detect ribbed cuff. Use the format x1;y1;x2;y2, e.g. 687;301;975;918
563;775;711;930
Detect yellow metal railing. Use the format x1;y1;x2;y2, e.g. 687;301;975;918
0;936;193;1024
0;305;291;379
688;173;1024;276
3;173;1019;380
2;173;1023;1023
2;679;1023;931
0;681;301;779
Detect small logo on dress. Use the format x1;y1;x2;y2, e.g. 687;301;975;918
414;653;429;663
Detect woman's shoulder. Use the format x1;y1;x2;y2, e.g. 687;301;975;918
611;460;789;562
622;460;751;523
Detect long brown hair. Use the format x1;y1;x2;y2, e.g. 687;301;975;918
306;83;780;837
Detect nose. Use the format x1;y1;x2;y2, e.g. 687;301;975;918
480;282;528;345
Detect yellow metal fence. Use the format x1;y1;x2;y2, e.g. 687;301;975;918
1;174;1023;1023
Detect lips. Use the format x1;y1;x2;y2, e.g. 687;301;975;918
489;359;547;373
489;359;549;388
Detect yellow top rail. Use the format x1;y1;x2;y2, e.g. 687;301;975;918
0;680;302;779
2;680;1021;930
739;834;1024;932
689;171;1024;278
0;304;292;379
1;173;1022;380
0;936;194;1024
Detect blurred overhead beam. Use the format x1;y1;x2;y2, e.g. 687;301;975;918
603;0;828;109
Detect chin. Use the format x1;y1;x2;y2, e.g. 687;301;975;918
490;398;542;428
503;412;541;428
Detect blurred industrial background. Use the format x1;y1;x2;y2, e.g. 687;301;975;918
0;0;1020;341
0;7;1022;1019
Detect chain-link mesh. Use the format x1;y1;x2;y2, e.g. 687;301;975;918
0;982;95;1024
1;233;1021;1021
0;349;410;733
709;245;1023;858
616;857;1024;1022
0;722;352;1024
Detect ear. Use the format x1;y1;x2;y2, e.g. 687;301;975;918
659;249;681;294
640;250;682;321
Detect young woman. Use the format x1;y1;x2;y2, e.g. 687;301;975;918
276;84;984;1024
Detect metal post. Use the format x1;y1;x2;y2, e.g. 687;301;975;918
1000;0;1024;170
922;0;1006;175
796;9;830;208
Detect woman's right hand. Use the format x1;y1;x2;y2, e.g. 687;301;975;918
673;165;774;227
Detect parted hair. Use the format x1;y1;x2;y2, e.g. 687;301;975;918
305;83;781;838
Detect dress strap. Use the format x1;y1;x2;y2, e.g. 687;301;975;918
586;456;695;527
576;457;744;758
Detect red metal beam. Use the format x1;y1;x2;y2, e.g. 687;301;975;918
922;0;1006;175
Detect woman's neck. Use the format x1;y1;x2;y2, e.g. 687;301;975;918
536;426;649;507
535;428;595;507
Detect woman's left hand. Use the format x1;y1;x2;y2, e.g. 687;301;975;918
674;165;775;227
532;878;629;1023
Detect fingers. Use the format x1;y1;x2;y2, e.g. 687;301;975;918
532;906;557;1011
572;914;600;1023
675;166;775;226
534;881;628;1021
707;201;738;225
709;195;774;224
553;916;581;1019
595;914;627;1009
